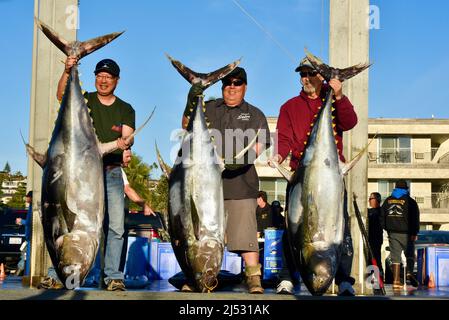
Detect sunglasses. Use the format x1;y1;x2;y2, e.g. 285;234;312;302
300;71;318;78
223;79;245;87
368;197;376;200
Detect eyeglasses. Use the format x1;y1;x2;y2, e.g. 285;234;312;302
95;74;116;81
368;197;376;200
300;71;318;78
223;79;245;87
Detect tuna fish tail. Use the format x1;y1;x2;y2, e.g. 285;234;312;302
304;48;371;82
165;53;241;89
35;18;124;59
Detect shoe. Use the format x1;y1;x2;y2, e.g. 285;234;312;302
338;281;355;296
38;276;64;290
406;273;419;287
106;279;126;291
276;280;294;294
246;275;264;294
181;283;195;292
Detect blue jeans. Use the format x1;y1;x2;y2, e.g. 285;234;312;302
103;166;125;283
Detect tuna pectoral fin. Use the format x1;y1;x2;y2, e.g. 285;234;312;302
305;48;371;82
155;142;172;178
272;160;293;182
98;107;156;157
20;132;46;168
165;53;241;89
35;18;124;59
341;134;377;176
234;129;261;160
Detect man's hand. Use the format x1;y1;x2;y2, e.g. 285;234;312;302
65;56;78;74
122;149;132;167
117;137;131;151
15;218;22;225
329;78;343;100
143;203;155;216
410;235;418;242
268;154;283;168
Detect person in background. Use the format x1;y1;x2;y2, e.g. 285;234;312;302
368;192;384;277
381;180;420;290
15;191;32;276
256;191;273;238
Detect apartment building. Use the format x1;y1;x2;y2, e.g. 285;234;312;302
255;117;449;231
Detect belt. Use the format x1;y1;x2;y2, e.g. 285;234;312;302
104;164;121;171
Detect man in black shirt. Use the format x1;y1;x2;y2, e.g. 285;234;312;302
256;191;273;238
183;67;270;293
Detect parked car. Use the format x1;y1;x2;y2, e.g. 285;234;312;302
384;230;449;284
0;208;27;272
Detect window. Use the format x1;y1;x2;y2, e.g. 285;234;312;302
378;180;411;203
378;136;411;163
259;178;287;207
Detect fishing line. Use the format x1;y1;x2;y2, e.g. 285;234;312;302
230;0;297;64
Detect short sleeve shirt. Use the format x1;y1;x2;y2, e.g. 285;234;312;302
85;92;135;166
204;98;271;200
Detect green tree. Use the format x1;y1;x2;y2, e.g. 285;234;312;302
123;154;157;211
7;182;26;208
149;174;169;214
3;162;11;173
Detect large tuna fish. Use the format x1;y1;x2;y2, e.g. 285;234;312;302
274;50;370;295
160;55;239;292
26;19;126;288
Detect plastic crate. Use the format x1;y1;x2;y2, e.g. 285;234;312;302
417;245;449;287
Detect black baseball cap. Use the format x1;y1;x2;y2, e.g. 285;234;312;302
222;67;247;84
94;59;120;77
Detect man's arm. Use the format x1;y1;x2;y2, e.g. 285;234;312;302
56;56;78;102
124;184;155;216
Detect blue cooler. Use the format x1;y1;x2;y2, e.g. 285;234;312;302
149;241;182;279
417;245;449;287
221;247;242;274
263;229;284;280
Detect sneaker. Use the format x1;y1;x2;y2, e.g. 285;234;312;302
276;280;294;295
338;281;355;296
106;279;126;291
38;276;64;290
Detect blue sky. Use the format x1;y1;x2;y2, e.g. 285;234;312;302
1;0;449;177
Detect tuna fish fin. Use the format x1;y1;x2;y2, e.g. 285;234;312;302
304;48;371;82
272;160;293;182
20;131;47;168
234;128;261;160
123;106;156;146
165;53;241;89
341;133;377;176
155;141;172;178
35;18;124;59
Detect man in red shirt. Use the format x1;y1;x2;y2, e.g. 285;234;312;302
269;57;358;296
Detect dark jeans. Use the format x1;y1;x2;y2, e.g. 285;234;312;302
280;183;355;286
